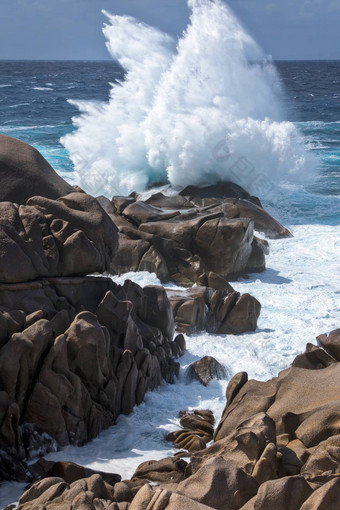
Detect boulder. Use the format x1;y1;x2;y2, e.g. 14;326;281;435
110;182;291;286
177;456;259;510
129;484;216;510
16;474;115;510
300;478;340;509
131;457;187;485
28;459;121;486
240;476;313;510
166;286;261;336
186;356;228;386
317;329;340;362
0;134;73;204
166;410;215;452
0;192;118;283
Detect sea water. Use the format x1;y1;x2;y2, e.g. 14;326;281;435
0;0;339;506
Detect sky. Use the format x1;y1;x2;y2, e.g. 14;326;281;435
0;0;339;60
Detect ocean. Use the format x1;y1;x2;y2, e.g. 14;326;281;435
0;2;340;506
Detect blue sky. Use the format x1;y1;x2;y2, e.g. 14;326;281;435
0;0;339;60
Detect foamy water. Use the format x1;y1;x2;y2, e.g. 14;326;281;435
62;0;316;198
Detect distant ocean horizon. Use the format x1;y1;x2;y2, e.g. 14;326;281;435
1;59;340;201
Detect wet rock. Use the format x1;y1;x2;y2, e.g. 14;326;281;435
28;459;121;486
186;356;228;386
166;410;215;452
110;181;290;286
166;285;261;335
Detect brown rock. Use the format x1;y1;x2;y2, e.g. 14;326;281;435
186;356;227;386
129;484;216;510
300;478;340;509
177;456;259;510
240;475;313;510
0;192;118;283
131;457;187;484
0;134;73;204
317;329;340;362
166;429;207;452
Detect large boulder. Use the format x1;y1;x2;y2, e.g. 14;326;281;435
0;134;73;204
166;285;261;336
186;356;228;386
108;182;290;287
0;192;118;282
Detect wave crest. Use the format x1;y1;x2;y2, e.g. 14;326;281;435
62;0;317;197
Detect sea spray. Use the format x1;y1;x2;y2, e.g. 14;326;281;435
62;0;317;198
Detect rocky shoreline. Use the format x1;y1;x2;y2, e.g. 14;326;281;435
0;135;339;510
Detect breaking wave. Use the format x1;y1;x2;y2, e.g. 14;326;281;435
62;0;317;197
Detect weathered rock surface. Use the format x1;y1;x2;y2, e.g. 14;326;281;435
166;284;261;335
104;182;290;287
16;331;340;510
186;357;228;386
166;409;215;452
0;192;118;283
0;277;181;482
0;134;74;204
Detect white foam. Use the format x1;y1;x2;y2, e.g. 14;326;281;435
33;87;53;91
62;0;317;198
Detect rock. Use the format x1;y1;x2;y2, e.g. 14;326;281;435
0;134;73;204
214;362;340;447
28;459;121;486
166;410;215;452
292;343;336;370
166;429;207;452
186;356;228;386
240;475;313;510
192;412;277;478
131;457;187;485
166;287;208;334
0;192;118;283
109;181;290;286
166;286;261;336
300;434;340;482
16;474;115;510
129;484;216;510
300;478;340;509
113;481;134;503
215;293;261;335
0;277;182;481
225;372;248;408
177;456;259;510
179;182;258;202
317;329;340;362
